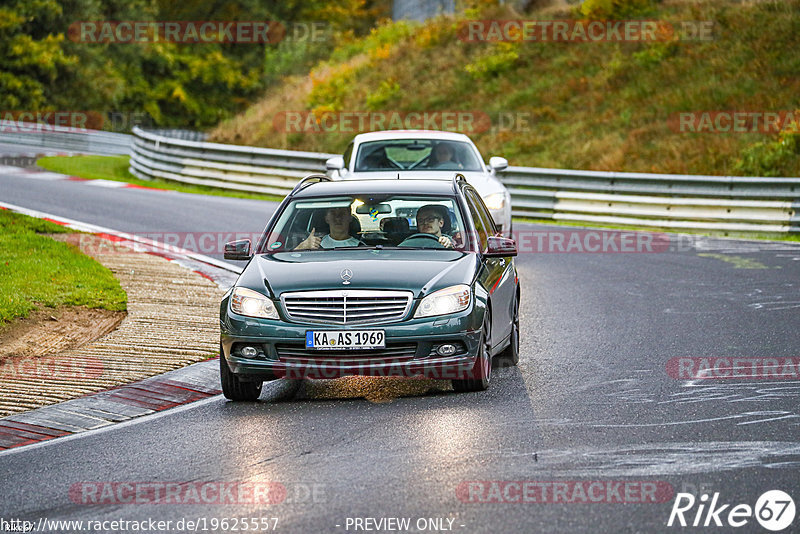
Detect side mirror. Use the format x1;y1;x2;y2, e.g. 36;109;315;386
488;156;508;174
485;236;517;257
224;239;252;260
326;156;345;171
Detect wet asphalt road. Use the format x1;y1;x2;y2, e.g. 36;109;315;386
1;166;800;533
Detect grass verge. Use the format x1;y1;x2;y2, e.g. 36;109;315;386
0;210;127;325
210;0;800;177
36;155;283;202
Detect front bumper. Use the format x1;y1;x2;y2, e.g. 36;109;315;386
221;307;484;381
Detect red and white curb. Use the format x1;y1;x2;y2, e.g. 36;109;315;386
0;164;166;191
0;204;249;452
0;359;221;451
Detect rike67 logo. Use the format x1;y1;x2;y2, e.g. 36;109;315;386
668;490;795;531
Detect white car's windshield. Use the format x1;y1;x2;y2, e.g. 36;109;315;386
354;139;484;172
262;195;473;252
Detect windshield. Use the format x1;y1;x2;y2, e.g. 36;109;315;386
260;195;472;253
354;139;484;172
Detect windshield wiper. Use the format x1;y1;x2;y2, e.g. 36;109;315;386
330;245;403;250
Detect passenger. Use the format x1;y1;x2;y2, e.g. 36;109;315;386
295;206;361;250
362;146;397;170
415;205;454;248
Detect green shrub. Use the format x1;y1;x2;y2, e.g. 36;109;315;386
464;42;519;80
331;20;417;64
734;133;799;177
580;0;655;19
365;79;402;110
307;63;361;111
632;42;677;68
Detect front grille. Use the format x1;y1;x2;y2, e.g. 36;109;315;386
281;290;412;325
275;343;417;365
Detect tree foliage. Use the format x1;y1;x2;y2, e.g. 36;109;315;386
0;0;387;129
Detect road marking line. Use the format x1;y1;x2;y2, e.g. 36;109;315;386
84;179;128;188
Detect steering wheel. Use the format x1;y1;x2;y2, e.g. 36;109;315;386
398;233;445;248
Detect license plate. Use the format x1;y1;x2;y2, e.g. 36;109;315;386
305;330;385;350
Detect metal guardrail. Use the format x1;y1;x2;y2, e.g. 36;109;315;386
504;167;800;233
125;128;797;233
144;129;209;142
129;127;335;196
0;122;131;155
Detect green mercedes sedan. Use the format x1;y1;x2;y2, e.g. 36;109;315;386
219;174;519;400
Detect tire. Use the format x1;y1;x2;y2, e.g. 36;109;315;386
452;311;492;392
497;292;519;367
220;345;263;401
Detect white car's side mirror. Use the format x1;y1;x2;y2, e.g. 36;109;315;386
326;156;345;172
489;156;508;173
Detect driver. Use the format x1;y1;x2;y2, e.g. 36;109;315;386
415;205;454;248
295;206;361;249
431;142;461;169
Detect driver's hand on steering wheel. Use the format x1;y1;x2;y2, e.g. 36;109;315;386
438;235;454;248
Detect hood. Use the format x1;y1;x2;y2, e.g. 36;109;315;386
236;249;478;299
344;170;505;196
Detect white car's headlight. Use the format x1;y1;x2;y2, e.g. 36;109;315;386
483;192;506;211
230;287;279;319
414;284;471;318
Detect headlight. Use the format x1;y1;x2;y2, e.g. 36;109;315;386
414;284;471;318
483;192;506;211
230;287;279;319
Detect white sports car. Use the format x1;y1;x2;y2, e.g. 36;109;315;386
325;130;512;234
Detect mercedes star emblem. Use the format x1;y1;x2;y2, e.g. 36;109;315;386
340;269;353;285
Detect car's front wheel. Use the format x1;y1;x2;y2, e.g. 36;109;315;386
452;312;492;392
220;345;263;401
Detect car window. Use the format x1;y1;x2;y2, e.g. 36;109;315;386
261;195;471;252
465;189;491;252
354;139;483;172
471;189;498;235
